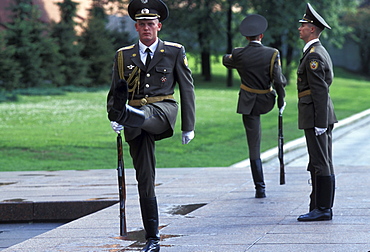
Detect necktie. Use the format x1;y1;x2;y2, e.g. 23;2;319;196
145;48;151;68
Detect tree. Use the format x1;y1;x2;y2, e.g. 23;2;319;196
163;0;226;81
79;1;115;86
247;0;358;83
0;31;21;92
220;1;250;87
343;2;370;75
5;0;62;88
51;0;91;86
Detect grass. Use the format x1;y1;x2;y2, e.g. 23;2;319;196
0;63;370;172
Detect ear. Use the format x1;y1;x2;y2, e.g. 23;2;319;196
157;22;162;31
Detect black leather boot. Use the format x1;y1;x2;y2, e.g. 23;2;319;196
250;159;266;198
309;170;316;212
108;79;128;120
108;79;145;128
298;176;333;221
330;174;335;218
116;105;145;128
140;197;160;252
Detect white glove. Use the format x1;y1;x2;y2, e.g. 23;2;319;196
279;102;286;114
110;121;123;133
182;130;194;144
315;127;327;136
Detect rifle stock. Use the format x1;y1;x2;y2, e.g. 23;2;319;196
278;112;285;185
117;133;127;236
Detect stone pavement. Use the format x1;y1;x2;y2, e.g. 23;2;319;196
1;109;370;252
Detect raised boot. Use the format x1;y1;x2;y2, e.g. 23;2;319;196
140;197;160;252
116;105;145;128
250;158;266;198
108;79;145;128
298;176;333;221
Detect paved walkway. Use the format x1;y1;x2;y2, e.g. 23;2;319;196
1;109;370;251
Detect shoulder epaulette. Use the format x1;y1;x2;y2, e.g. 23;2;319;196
164;41;182;48
309;47;316;53
117;44;135;52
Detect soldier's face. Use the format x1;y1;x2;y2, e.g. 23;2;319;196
298;23;314;43
135;19;162;46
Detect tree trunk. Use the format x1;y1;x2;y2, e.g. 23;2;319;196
201;51;211;81
285;44;294;85
226;0;233;87
198;29;211;81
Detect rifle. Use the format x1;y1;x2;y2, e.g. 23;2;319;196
116;133;127;236
278;111;285;185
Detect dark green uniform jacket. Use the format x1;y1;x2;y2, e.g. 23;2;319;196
297;41;337;129
107;39;195;141
223;42;286;115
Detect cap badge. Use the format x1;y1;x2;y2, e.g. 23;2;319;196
141;0;148;4
141;8;150;14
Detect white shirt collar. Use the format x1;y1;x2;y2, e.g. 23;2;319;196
139;39;159;55
250;40;262;44
303;38;320;53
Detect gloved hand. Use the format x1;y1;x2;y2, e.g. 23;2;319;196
111;121;123;133
279;101;286;114
315;127;327;136
182;130;194;144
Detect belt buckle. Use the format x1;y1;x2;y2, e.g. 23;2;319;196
140;98;148;106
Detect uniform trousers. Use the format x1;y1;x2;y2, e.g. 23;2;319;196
304;124;335;176
127;103;177;198
242;114;261;160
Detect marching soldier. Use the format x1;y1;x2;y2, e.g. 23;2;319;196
296;3;337;221
223;14;286;198
107;0;196;250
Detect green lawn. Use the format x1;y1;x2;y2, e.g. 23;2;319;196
1;64;369;171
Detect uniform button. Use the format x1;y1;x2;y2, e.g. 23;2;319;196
145;84;150;88
146;73;150;77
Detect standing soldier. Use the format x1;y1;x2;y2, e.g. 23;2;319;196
107;0;196;250
223;14;286;198
296;3;337;221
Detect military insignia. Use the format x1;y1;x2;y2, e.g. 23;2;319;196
310;60;319;70
132;53;137;57
141;8;149;14
164;41;182;48
183;56;189;66
160;49;164;53
161;76;167;83
141;0;148;4
127;65;135;70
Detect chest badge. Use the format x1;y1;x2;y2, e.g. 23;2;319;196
310;60;319;70
127;65;135;70
161;76;167;83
